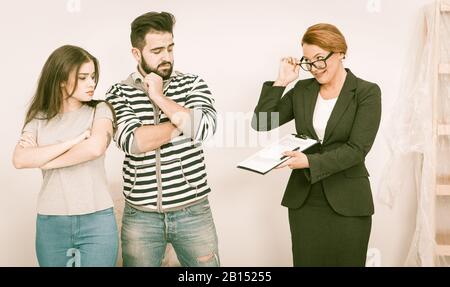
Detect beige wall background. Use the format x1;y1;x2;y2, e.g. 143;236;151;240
0;0;432;266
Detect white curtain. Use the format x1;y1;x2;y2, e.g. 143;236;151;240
379;0;450;266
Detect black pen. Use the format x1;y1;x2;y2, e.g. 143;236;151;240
279;134;309;160
280;146;300;160
293;134;308;139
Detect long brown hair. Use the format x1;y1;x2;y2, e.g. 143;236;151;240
24;45;115;127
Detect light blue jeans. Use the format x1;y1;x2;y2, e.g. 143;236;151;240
36;207;119;267
121;198;220;267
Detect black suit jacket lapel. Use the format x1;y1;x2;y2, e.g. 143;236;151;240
322;69;358;143
303;80;320;141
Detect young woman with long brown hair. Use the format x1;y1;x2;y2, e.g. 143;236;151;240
12;45;118;267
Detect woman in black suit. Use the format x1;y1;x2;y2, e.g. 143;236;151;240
252;23;381;266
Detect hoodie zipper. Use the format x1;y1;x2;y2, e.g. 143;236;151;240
136;76;174;213
138;81;163;213
149;98;163;213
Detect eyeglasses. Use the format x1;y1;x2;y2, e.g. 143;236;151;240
299;52;334;71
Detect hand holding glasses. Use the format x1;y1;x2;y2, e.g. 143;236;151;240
274;52;334;87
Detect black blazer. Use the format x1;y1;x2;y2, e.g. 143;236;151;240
252;69;381;216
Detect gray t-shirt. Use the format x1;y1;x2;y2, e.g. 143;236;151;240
22;102;114;215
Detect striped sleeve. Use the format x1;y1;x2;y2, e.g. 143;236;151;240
184;76;217;142
105;84;142;155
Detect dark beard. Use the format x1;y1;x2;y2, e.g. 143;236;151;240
141;56;173;80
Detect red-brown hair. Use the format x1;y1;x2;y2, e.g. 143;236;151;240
302;23;347;55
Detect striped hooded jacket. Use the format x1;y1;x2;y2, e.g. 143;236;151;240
105;70;217;212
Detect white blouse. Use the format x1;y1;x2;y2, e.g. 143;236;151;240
313;93;338;142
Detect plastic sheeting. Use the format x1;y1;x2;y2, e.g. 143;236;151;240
379;0;450;266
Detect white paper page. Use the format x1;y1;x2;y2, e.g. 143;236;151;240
237;134;318;174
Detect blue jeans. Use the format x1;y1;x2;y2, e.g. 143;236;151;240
121;198;220;267
36;207;119;267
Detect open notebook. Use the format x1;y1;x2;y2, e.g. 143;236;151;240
237;134;319;175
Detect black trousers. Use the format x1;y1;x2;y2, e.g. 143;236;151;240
288;182;372;267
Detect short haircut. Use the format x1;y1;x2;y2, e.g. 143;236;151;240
302;23;348;55
130;11;176;50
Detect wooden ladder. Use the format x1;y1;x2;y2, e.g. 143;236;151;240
433;0;450;261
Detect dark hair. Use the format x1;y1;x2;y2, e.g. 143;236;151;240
130;11;176;50
24;45;116;131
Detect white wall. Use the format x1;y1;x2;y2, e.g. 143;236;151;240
0;0;433;266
